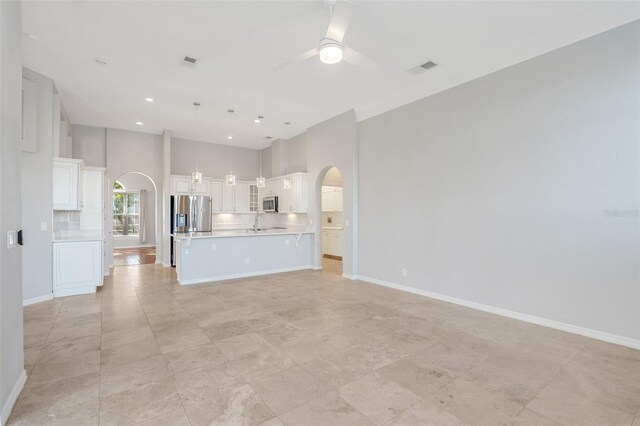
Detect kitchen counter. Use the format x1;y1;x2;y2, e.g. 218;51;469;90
53;230;103;242
173;227;313;240
175;228;314;285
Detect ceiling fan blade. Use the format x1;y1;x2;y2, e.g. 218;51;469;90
272;48;319;70
325;0;353;43
343;47;377;71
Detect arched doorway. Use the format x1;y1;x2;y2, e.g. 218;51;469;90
318;167;344;276
111;172;158;267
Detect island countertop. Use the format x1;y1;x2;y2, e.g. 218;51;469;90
172;228;313;240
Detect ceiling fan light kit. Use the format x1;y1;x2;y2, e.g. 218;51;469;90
319;38;343;64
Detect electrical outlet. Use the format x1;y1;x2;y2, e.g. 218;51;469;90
245;258;250;265
285;239;290;246
401;268;407;277
210;243;217;251
40;221;48;231
345;219;350;226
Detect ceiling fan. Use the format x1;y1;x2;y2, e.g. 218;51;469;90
273;0;376;70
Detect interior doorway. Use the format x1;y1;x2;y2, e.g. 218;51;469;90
319;167;344;276
112;172;158;267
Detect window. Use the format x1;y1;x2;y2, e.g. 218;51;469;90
113;181;140;236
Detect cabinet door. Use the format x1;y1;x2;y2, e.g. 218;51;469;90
333;234;343;256
210;181;222;212
327;233;343;257
322;231;328;254
53;160;81;210
53;241;101;291
172;177;192;195
234;183;250;213
249;185;259;212
221;184;235;213
334;190;343;212
193;179;210;196
80;169;104;231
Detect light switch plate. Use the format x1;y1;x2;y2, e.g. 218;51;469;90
40;221;48;231
6;231;17;249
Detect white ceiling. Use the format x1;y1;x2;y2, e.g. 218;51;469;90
22;1;639;149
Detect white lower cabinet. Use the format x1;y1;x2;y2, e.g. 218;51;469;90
322;229;343;257
53;240;102;297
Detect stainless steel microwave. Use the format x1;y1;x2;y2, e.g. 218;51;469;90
263;196;278;213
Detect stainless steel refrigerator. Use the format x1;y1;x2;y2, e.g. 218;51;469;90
171;195;212;265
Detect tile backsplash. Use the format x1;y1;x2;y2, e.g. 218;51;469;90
322;212;343;227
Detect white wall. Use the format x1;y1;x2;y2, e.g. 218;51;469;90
260;145;272;179
107;128;163;261
322;167;343;187
20;68;54;302
114;173;156;247
306;110;357;277
0;1;25;422
71;124;106;167
171;137;259;181
357;22;640;343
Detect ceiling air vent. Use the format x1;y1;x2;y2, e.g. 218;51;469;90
182;55;197;67
408;60;438;75
263;136;273;140
420;61;437;70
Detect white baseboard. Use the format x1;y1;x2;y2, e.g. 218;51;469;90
312;266;323;271
0;369;26;425
53;286;96;298
23;293;53;306
179;266;313;285
342;273;357;280
357;275;640;350
162;262;171;268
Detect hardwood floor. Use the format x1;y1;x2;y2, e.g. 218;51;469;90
114;246;156;267
12;264;640;425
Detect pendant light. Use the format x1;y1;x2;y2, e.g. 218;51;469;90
257;138;266;188
226;109;236;186
191;102;203;186
283;121;292;189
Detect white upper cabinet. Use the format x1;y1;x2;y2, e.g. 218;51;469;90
260;173;308;213
321;186;343;212
221;182;252;213
21;78;38;153
53;158;84;211
221;184;235;213
80;168;105;231
171;175;210;196
280;173;308;213
210;181;222;213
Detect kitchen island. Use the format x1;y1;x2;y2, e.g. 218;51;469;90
174;228;314;285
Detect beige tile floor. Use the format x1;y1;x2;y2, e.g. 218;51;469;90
11;259;640;425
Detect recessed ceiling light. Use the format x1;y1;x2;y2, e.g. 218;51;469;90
254;119;260;123
94;58;108;65
227;136;233;140
24;33;38;40
136;121;143;126
144;97;154;103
